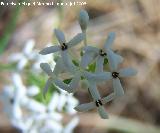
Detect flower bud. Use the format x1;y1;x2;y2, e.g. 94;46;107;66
78;9;89;31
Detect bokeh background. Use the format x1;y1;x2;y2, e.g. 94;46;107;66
0;0;160;133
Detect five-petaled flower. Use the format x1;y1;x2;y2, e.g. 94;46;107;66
80;32;123;73
39;29;84;73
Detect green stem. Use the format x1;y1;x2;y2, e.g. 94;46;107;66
83;30;87;46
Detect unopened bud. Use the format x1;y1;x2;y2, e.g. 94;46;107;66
78;9;89;31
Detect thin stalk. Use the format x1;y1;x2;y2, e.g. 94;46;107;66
83;30;87;46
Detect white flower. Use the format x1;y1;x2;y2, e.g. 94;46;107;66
39;29;84;73
9;39;36;71
75;93;115;119
80;32;123;72
11;117;34;133
29;92;62;120
0;73;40;122
25;93;63;132
56;87;78;115
0;85;22;120
63;116;79;133
103;50;137;97
27;91;79;133
32;43;56;73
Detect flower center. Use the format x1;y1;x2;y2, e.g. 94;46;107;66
99;49;107;57
112;72;119;78
61;43;68;51
10;98;14;104
95;99;103;107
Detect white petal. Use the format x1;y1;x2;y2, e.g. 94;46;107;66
102;93;115;104
74;102;95;112
114;53;123;64
97;106;109;119
88;81;101;100
112;78;124;97
27;85;40;96
1;86;14;97
83;46;99;53
11;119;28;132
23;98;46;112
48;92;59;111
39;46;60;55
40;63;52;76
12;73;23;88
12;103;22;119
43;120;63;132
49;112;63;121
54;79;71;93
57;93;67;111
8;53;23;62
80;52;93;68
23;39;35;56
67;95;78;107
53;58;66;75
95;56;104;73
84;71;112;82
107;49;118;71
119;68;137;77
17;57;28;70
104;32;116;50
67;33;84;48
54;29;66;45
12;73;26;100
66;95;78;114
69;74;81;93
61;51;76;74
34;113;47;120
63;117;79;133
66;105;77;115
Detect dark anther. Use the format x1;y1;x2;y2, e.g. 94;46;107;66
112;72;119;78
95;99;103;107
10;98;14;104
99;49;107;57
61;43;68;51
46;109;50;113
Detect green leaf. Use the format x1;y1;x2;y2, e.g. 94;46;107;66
63;78;72;84
104;58;108;65
72;60;79;67
26;72;57;104
80;50;84;56
87;62;96;72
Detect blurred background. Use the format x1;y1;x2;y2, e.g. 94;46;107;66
0;0;160;133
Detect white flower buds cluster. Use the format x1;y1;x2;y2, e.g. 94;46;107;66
39;10;137;119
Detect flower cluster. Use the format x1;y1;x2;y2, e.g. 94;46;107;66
0;40;79;133
39;9;137;119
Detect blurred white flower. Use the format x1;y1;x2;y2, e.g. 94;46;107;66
32;43;56;73
0;85;22;120
9;39;36;71
56;88;79;115
63;116;79;133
